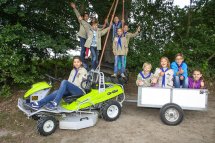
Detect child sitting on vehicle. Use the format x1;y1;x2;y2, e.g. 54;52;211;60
188;69;205;89
171;53;188;88
152;57;174;88
112;28;128;78
136;62;154;87
28;56;87;110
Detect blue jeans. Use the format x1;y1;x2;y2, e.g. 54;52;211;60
38;80;84;107
118;56;127;70
90;46;99;70
79;37;88;69
174;76;188;88
114;55;125;74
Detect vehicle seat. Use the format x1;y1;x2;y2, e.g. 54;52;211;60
63;94;83;104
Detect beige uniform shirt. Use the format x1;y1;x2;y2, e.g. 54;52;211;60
68;67;88;93
136;72;154;87
154;68;174;88
80;20;109;50
73;8;91;39
113;36;128;55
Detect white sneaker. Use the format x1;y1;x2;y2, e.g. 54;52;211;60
111;74;117;77
121;73;126;78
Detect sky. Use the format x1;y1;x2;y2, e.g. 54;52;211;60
173;0;190;8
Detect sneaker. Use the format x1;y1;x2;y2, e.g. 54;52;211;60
111;74;117;77
121;73;126;78
45;101;57;110
26;102;40;110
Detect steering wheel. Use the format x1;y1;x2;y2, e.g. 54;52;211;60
81;75;93;92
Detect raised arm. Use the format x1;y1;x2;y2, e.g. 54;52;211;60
70;3;81;22
127;26;141;38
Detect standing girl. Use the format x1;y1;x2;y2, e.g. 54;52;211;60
152;57;174;88
112;28;128;77
28;56;87;110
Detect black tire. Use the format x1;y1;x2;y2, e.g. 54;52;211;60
32;115;40;120
116;94;125;102
101;100;121;121
37;116;57;136
160;103;184;126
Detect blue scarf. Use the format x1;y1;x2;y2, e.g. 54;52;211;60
123;32;127;37
139;71;151;79
160;68;169;87
112;21;122;38
117;35;122;49
72;68;78;82
177;62;184;71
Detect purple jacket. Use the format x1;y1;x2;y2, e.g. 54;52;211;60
188;77;202;89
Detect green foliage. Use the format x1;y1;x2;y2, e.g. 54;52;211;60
0;85;11;98
0;0;214;98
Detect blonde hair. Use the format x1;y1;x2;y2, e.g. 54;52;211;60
160;57;170;68
142;62;152;70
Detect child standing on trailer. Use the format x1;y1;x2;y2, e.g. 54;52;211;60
188;69;205;89
28;56;87;110
152;57;174;88
112;28;128;78
79;18;110;70
136;62;154;87
70;3;90;69
171;53;188;88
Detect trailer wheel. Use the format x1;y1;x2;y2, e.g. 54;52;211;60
37;116;57;136
160;103;184;126
101;100;121;121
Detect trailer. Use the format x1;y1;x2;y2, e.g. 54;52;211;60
128;87;208;125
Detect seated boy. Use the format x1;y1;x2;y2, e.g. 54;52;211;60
136;62;154;87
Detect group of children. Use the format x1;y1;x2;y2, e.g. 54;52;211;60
136;53;205;89
27;4;205;111
70;2;140;77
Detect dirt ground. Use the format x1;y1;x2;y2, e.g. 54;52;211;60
0;74;215;143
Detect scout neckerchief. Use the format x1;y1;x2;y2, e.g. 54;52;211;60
177;62;184;71
117;35;122;49
123;31;128;37
139;71;151;79
113;21;122;38
160;68;169;87
72;68;79;82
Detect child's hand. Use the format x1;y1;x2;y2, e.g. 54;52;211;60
201;80;204;88
78;16;83;21
151;78;157;84
113;51;116;56
160;72;165;76
180;76;184;80
138;80;144;86
70;3;76;9
179;68;184;74
137;26;141;32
